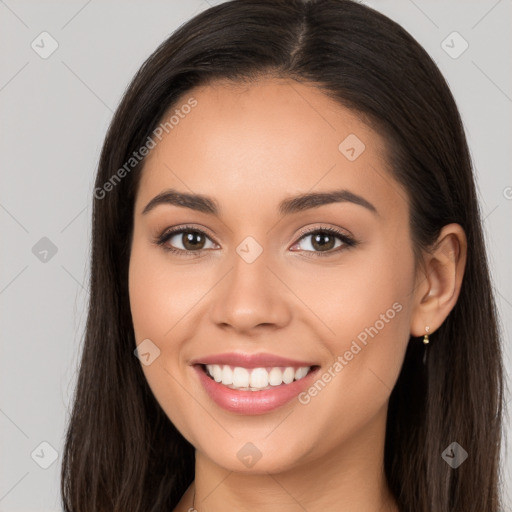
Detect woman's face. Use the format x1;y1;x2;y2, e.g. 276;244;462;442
129;78;419;473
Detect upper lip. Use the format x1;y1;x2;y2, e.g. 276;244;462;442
189;352;318;369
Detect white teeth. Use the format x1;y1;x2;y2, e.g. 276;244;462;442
221;365;233;385
282;367;295;384
268;367;283;386
250;367;269;388
212;365;223;383
232;367;250;388
205;364;312;390
295;367;309;380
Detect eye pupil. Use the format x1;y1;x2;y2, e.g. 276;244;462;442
312;232;335;251
183;231;205;250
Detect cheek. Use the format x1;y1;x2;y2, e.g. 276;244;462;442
289;254;413;450
128;245;168;340
128;237;198;341
310;241;414;395
299;238;413;336
128;239;200;439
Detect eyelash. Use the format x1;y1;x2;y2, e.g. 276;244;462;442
154;224;358;258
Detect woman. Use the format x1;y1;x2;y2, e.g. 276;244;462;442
60;1;506;511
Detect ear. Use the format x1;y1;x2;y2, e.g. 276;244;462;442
410;223;467;338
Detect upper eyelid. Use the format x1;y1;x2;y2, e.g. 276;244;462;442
161;225;217;243
160;225;352;246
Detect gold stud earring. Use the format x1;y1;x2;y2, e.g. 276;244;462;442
423;326;430;345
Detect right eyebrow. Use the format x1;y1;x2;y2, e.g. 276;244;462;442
142;189;219;216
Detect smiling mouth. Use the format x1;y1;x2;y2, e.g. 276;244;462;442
197;363;320;392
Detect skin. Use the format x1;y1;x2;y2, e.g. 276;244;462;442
128;77;467;512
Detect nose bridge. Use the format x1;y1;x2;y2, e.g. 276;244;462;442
209;234;292;331
232;234;270;289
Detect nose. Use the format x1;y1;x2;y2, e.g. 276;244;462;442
208;247;293;335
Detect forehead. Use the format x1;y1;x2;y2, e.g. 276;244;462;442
137;78;407;220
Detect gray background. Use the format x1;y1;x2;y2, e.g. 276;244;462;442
0;0;511;510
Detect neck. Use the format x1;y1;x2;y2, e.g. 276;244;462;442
187;468;399;512
180;412;398;512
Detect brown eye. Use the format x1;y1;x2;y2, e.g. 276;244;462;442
291;228;355;255
158;227;218;254
309;232;337;251
179;231;207;251
297;231;341;252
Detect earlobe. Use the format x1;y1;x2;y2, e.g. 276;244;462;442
410;223;467;338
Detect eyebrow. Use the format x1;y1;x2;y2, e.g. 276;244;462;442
142;188;378;217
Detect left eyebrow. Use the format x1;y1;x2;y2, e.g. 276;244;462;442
141;188;378;217
278;189;379;216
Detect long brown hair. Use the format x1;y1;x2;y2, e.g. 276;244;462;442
60;1;506;510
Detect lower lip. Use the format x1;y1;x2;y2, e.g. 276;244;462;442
193;364;320;415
